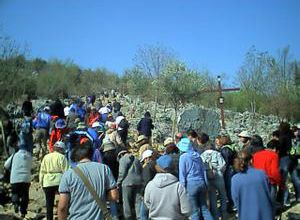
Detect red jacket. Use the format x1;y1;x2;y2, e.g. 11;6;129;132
252;149;281;186
87;112;100;127
49;128;65;152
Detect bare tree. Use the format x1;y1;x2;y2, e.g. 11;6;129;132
133;44;176;121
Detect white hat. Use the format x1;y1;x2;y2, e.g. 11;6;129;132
54;141;66;150
238;131;251;138
140;149;153;162
92;121;101;128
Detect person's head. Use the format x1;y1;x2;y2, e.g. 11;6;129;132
55;119;67;130
250;134;264;153
238;131;251;144
136;135;148;146
44;106;50;113
140;149;154;164
272;130;280;140
102;141;116;153
25;94;31;101
165;143;179;155
187;129;198;142
215;135;231;149
156;154;174;173
177;138;193;153
292;126;299;138
174;132;183;144
54;141;66;154
197;132;210;145
233;150;252;173
71;141;94;162
279;122;291;135
267;139;280;152
144;111;151;118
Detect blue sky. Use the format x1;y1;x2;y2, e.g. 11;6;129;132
0;0;299;83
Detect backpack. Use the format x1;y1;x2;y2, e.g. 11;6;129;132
205;156;216;180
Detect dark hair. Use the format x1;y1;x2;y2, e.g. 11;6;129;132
250;135;264;154
197;132;209;144
291;126;299;132
71;141;94;162
267;139;280;150
279;122;291;135
144;111;151;118
216;135;231;146
187;129;198;138
117;111;123;117
272;130;280;138
165;145;179;154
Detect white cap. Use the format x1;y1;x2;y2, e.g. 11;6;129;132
238;131;251;138
140;149;153;162
92;121;101;128
54;141;66;150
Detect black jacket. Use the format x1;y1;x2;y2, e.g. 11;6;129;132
137;117;154;137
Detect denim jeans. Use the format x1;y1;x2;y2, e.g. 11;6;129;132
186;181;213;220
224;167;235;209
110;201;119;219
291;168;300;202
278;156;291;205
270;184;277;216
207;173;228;220
139;200;149;220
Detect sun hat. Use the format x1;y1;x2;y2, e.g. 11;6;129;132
163;137;175;147
76;122;86;130
136;135;148;143
102;142;116;152
55;119;66;129
54;141;66;150
238;131;252;138
140;149;153;162
92;121;101;128
177;138;192;152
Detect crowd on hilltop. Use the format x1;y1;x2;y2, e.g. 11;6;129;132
1;92;300;220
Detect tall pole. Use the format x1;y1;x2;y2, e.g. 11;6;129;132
217;76;225;130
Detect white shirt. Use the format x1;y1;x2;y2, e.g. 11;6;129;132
64;106;70;117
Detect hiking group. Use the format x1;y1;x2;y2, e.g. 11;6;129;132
2;93;300;220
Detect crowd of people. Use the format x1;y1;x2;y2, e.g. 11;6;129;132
2;93;300;220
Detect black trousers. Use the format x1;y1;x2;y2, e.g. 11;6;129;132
43;186;59;220
11;182;30;215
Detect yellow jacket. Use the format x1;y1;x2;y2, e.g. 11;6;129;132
39;151;69;187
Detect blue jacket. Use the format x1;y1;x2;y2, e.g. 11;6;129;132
35;111;51;129
179;150;205;187
231;167;273;220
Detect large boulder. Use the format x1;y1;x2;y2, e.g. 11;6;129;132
177;106;221;138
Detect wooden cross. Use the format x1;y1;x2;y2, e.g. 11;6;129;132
199;76;240;130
